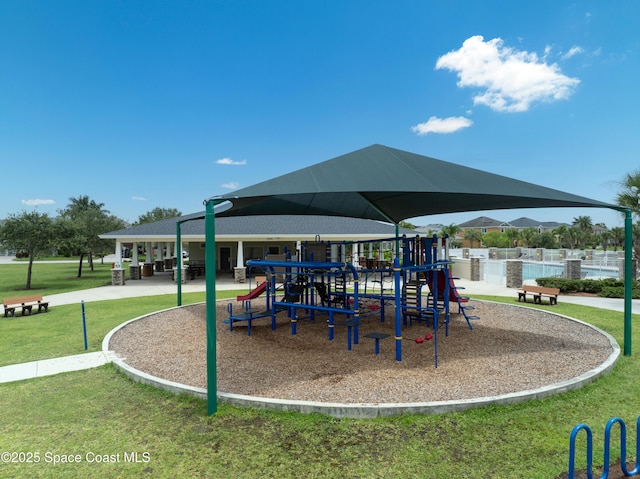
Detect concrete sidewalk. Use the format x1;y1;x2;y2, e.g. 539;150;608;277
1;274;638;385
0;351;115;384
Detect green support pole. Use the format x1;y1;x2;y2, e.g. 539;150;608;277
623;209;633;356
176;221;182;306
205;199;220;414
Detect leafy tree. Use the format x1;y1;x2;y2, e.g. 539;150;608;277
482;231;510;248
532;232;558;249
136;207;182;225
504;228;520;247
58;196;123;277
95;214;128;263
0;211;61;289
398;220;416;230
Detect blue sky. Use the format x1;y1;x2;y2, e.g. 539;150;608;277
1;1;638;228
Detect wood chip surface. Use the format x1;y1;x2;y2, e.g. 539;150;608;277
109;300;614;404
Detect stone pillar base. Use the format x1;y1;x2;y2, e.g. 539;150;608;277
234;267;247;283
129;265;142;280
173;268;188;284
111;268;126;286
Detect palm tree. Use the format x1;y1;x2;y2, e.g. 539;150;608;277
552;225;569;248
597;229;613;251
573;215;593;233
616;169;640;220
572;216;594;250
610;227;625;251
519;227;537;248
616;169;640;258
441;223;461;239
463;229;483;248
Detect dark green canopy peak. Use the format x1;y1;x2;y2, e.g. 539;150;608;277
213;144;613;224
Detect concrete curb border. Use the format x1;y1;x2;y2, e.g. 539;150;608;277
103;302;620;419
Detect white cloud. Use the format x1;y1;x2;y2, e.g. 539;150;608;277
216;157;246;166
411;116;473;136
21;199;55;206
221;182;239;189
561;46;584;60
436;35;580;112
132;196;147;201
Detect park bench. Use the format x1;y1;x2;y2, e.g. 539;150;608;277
517;285;560;305
2;294;50;317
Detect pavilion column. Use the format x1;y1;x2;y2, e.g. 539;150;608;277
330;244;339;262
142;242;154;277
175;240;181;268
164;242;173;270
175;238;187;284
154;242;164;272
111;241;126;285
131;243;139;266
130;242;142;280
114;241;123;268
172;241;178;269
234;240;246;283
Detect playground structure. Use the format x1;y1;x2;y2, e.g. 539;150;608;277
226;235;480;367
569;416;640;478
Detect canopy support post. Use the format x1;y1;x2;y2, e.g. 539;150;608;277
205;199;223;414
623;209;633;356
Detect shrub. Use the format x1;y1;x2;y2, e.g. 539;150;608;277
599;286;640;299
535;277;578;292
534;277;639;298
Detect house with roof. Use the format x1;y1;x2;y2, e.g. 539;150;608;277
507;217;567;233
100;213;415;282
453;216;569;247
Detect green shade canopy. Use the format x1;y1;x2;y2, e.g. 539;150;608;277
212;144;614;223
203;144;630;416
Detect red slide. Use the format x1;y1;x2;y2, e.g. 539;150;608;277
236;281;267;301
426;270;468;303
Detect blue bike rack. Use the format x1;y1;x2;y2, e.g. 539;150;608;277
568;416;640;478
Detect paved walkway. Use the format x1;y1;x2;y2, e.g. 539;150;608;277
1;270;638;384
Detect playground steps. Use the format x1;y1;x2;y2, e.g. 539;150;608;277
426;291;478;331
402;280;438;326
459;304;479;330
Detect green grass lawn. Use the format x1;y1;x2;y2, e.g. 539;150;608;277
0;263;638;478
0;261;115;296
